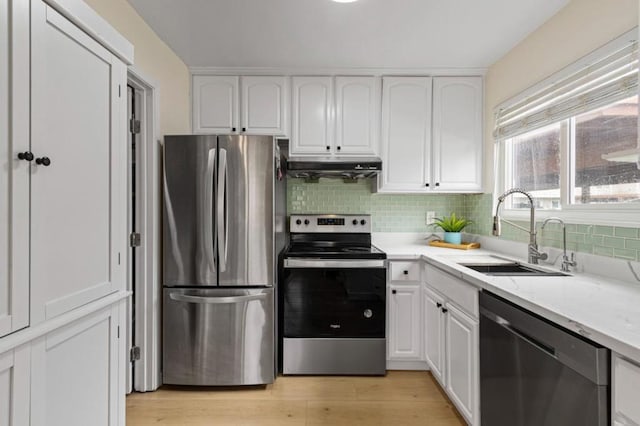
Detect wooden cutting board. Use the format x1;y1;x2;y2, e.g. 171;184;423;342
428;240;481;250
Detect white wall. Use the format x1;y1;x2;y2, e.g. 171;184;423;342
483;0;639;192
83;0;190;136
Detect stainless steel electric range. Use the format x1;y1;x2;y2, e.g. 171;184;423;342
280;214;387;375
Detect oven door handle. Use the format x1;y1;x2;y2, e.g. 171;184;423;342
284;259;386;269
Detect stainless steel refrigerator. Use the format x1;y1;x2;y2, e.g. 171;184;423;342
162;134;282;386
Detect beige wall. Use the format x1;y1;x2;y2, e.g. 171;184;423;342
84;0;190;136
483;0;638;192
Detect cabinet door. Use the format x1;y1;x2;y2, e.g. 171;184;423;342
379;77;432;192
432;77;483;192
423;287;445;385
613;354;640;426
388;284;422;360
193;75;239;134
291;76;333;155
241;76;288;136
30;307;121;426
335;76;379;155
0;347;30;426
0;0;29;337
445;303;479;425
30;2;126;324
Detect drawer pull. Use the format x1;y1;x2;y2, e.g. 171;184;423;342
392;289;397;294
403;270;408;275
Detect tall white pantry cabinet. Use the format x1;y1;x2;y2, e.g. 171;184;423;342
0;0;132;425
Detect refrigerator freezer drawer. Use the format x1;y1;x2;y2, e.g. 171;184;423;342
163;287;275;385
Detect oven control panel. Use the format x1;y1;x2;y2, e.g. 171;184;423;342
290;214;371;233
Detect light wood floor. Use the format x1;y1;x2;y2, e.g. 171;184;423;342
126;371;465;426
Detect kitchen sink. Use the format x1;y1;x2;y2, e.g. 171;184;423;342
459;262;569;277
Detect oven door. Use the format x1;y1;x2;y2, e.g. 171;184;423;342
282;259;386;338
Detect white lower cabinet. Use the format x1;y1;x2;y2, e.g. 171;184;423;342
387;283;422;361
424;265;479;426
0;346;30;426
30;306;122;426
613;353;640;426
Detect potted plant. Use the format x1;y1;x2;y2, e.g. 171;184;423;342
432;213;472;245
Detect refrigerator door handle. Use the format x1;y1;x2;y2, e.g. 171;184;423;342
205;148;217;273
169;292;267;304
217;148;228;272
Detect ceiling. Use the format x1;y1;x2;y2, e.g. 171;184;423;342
127;0;570;70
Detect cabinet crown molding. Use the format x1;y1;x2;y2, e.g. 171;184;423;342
190;66;487;77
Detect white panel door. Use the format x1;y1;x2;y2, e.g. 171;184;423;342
432;77;483;192
445;303;479;425
380;77;432;192
613;354;640;426
388;284;422;360
0;0;29;338
423;286;446;385
335;76;379;155
241;76;288;136
193;75;239;134
291;76;333;155
30;307;120;426
0;347;30;426
30;1;125;324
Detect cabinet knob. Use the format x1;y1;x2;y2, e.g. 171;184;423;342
17;151;34;161
337;146;341;151
403;270;408;275
326;146;330;151
232;127;236;132
35;157;51;166
391;289;397;294
242;127;246;132
441;308;448;314
435;182;440;187
436;302;442;308
425;183;430;187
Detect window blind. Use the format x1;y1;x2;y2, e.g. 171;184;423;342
494;41;638;141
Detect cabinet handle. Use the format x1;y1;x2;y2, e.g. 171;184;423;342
435;182;440;187
425;183;430;187
441;307;448;314
326;146;330;151
391;289;397;294
403;270;408;275
242;127;246;132
17;151;34;161
232;127;236;132
35;157;51;166
436;302;442;308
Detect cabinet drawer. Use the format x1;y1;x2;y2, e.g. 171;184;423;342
389;261;421;281
425;265;478;318
614;355;640;425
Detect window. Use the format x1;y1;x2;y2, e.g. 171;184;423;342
495;30;640;220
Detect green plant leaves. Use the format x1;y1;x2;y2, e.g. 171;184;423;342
432;212;473;232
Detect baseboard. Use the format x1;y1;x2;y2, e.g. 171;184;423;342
386;360;429;370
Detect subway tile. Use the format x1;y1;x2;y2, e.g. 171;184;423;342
593;246;614;257
614;248;637;261
603;236;626;249
614;227;639;238
593;226;614;236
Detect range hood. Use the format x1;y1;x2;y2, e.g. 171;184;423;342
285;155;382;179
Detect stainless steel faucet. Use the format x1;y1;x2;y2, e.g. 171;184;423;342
540;217;577;272
493;188;548;264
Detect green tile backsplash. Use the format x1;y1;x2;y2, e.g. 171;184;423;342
286;179;640;261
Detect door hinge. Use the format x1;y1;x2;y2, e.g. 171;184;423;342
129;232;141;247
129;118;141;134
130;346;141;362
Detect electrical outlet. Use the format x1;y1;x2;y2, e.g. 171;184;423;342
426;211;436;225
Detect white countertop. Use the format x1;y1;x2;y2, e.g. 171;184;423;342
373;233;640;363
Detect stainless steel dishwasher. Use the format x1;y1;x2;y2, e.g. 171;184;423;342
480;291;610;426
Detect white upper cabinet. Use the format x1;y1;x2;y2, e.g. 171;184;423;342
334;76;379;155
432;77;483;192
29;2;126;324
192;75;239;134
378;75;483;193
0;0;29;338
379;76;432;191
193;75;288;136
241;76;288;135
291;76;334;155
